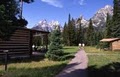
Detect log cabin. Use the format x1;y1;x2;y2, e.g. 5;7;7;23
100;38;120;51
0;27;49;58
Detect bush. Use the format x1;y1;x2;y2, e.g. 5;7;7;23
45;26;64;61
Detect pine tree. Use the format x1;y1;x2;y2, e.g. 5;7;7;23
0;0;20;40
46;26;63;61
62;22;68;45
93;31;101;46
67;15;76;46
104;13;112;38
112;0;120;37
86;19;95;46
71;18;76;45
76;17;83;45
67;14;71;46
83;27;88;45
0;0;33;40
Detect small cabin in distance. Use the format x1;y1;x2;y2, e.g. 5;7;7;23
100;38;120;51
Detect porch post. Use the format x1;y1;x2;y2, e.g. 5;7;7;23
46;34;48;51
29;30;33;57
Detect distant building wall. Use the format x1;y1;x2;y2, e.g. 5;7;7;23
112;40;120;51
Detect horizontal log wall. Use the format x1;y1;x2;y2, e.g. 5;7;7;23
0;29;30;56
112;40;120;51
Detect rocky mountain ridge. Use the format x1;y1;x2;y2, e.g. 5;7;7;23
32;5;113;31
76;5;113;28
32;20;61;32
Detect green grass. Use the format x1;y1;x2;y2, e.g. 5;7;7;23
88;53;120;77
0;46;78;77
84;46;120;67
88;55;120;67
1;46;120;77
0;59;67;77
63;46;79;53
85;46;120;77
84;46;101;53
84;46;120;54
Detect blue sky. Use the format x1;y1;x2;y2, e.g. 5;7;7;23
23;0;113;28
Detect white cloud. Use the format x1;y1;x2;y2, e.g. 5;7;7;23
79;0;86;5
41;0;63;8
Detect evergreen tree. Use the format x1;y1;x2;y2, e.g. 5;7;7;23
0;0;33;40
76;17;83;45
83;27;88;45
0;0;20;40
95;31;104;45
67;14;71;46
86;19;95;46
46;25;63;61
71;18;76;45
104;13;112;38
62;22;68;45
112;0;120;37
67;15;76;46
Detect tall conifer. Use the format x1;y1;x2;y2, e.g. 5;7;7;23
62;22;68;45
86;19;95;46
105;13;112;38
76;16;83;45
112;0;120;37
67;14;76;46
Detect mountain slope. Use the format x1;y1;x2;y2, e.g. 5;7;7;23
32;20;61;32
92;5;113;28
76;5;113;30
32;5;113;31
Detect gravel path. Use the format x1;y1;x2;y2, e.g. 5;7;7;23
56;48;88;77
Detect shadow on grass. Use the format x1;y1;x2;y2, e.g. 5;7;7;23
88;62;120;77
0;63;67;77
63;47;76;49
61;52;75;61
0;55;45;65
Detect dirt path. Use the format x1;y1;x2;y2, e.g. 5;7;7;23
56;48;88;77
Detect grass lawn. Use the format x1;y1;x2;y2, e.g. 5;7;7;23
85;46;120;77
0;46;79;77
1;46;120;77
63;46;79;53
84;46;120;54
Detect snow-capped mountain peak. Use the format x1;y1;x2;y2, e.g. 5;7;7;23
32;5;113;32
91;5;113;29
32;20;61;32
75;5;113;30
49;20;60;27
104;5;113;9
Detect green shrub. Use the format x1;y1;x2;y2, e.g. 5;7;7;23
46;26;64;61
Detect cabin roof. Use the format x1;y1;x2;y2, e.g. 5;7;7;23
18;27;50;34
100;38;120;42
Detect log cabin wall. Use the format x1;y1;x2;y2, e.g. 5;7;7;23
112;40;120;51
0;28;31;57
